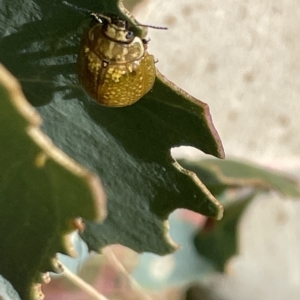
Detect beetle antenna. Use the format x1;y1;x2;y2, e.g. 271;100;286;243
63;1;112;23
62;1;92;14
136;23;168;30
90;13;112;24
63;1;166;29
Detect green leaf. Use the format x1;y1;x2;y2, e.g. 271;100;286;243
194;193;255;272
0;0;224;255
178;158;300;198
181;157;300;272
0;65;105;300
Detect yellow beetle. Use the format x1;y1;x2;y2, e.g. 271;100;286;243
64;1;167;107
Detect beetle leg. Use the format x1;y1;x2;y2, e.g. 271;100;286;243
142;38;151;44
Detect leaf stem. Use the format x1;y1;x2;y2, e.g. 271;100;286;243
103;247;153;300
62;265;109;300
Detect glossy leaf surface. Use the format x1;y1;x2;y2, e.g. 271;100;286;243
0;0;224;257
0;65;105;299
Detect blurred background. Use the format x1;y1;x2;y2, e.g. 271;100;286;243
132;0;300;164
131;1;300;299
